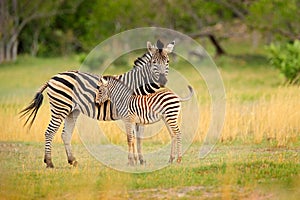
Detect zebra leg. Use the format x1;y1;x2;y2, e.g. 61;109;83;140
176;130;182;163
136;124;145;165
132;132;138;165
44;116;64;168
169;134;176;163
125;121;137;165
164;119;181;163
169;125;182;163
61;110;80;167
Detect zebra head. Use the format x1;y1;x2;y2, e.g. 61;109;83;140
147;40;175;87
97;75;130;104
98;76;133;116
97;76;111;104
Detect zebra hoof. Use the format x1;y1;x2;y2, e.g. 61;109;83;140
46;163;54;168
168;157;175;164
177;157;182;164
44;158;54;168
69;160;78;167
68;158;77;165
128;159;135;166
139;159;146;165
72;161;78;167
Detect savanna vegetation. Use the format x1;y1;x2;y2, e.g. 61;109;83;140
1;0;299;199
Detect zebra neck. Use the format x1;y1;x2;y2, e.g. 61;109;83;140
118;64;160;95
110;80;132;117
133;52;152;70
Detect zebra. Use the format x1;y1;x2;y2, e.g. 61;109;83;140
97;76;194;165
20;40;175;168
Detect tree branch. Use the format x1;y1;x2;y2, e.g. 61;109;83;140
215;0;247;20
14;0;83;43
189;32;226;56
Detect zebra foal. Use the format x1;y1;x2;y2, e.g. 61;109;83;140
97;76;194;165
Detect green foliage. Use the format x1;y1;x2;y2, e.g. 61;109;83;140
18;0;240;56
267;40;300;84
247;0;300;41
10;0;300;60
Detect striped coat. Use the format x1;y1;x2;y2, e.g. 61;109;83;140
97;76;193;165
20;40;175;168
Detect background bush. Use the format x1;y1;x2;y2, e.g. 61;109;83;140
267;40;300;84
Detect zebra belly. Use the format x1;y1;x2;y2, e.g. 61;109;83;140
78;100;119;121
132;112;161;125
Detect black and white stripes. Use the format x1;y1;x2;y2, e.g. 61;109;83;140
20;40;175;168
97;76;193;164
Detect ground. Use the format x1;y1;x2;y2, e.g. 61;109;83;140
0;141;299;199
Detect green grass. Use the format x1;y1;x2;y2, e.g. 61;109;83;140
0;55;79;97
0;142;299;199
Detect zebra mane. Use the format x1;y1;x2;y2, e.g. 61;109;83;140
132;51;152;70
106;76;133;93
116;46;168;95
101;76;134;113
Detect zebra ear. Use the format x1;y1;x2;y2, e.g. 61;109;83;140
156;40;164;49
100;77;108;86
147;41;155;52
165;40;175;53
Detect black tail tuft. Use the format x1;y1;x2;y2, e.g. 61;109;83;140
19;92;44;128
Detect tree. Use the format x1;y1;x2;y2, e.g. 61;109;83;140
0;0;80;64
82;0;231;56
170;0;233;56
247;0;300;41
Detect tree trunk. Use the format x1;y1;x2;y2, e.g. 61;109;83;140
31;28;40;56
5;42;12;62
11;0;18;62
0;0;81;64
0;42;4;63
208;34;226;57
190;33;226;57
0;40;19;63
0;0;8;63
12;40;18;62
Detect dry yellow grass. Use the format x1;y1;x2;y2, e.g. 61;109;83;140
219;86;300;146
1;86;299;147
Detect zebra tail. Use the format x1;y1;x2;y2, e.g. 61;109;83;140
180;85;194;102
19;83;48;128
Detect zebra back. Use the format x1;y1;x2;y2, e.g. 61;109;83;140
21;40;176;125
98;74;194;124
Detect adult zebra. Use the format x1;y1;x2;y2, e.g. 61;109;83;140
97;76;194;165
20;40;175;168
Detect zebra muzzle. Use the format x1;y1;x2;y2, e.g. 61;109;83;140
158;74;167;87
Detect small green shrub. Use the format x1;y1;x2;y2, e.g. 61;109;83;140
267;40;300;84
